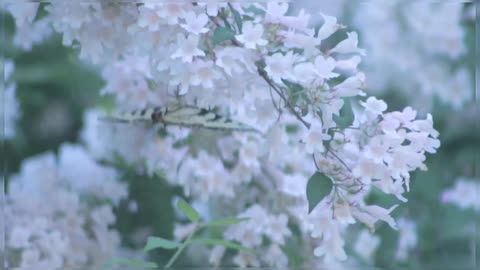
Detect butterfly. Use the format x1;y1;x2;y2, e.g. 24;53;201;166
99;105;258;133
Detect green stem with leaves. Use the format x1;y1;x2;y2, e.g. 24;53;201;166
165;226;198;268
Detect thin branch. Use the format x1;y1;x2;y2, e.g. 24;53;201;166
327;149;352;173
257;68;311;129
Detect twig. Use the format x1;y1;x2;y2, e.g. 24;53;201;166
327;149;352;173
257;68;311;129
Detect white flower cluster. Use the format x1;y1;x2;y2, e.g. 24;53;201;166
4;144;128;268
353;1;472;109
4;2;52;50
213;205;291;267
395;217;417;261
441;178;480;211
304;97;439;261
353;229;380;261
8;1;441;266
1;59;19;139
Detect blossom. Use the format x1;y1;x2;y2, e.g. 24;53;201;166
180;11;209;35
361;96;388;118
235;21;267;49
265;51;296;83
215;47;245;76
302;120;329;154
263;214;292;245
156;3;189;25
317;13;342;40
395;218;417;261
171;34;205;63
330;32;366;55
5;144;127;268
137;5;163;31
190;59;221;89
362;205;399;230
265;1;288;23
354;230;380;260
441;178;480;211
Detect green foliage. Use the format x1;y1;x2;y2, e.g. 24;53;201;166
306;172;333;213
178;198;201;223
112;199;251;269
105;258;158;269
3;34;104;178
228;3;243;33
189;238;255;253
212;26;235;45
333;97;354;129
144;237;180;252
202;217;249;227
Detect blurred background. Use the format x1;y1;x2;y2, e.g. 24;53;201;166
1;1;478;269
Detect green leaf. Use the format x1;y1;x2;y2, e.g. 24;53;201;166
202;217;249;227
306;172;333;213
229;4;243;33
212;26;235;45
178;198;201;223
333;98;354;129
144;236;180;252
190;238;255;253
107;257;158;269
243;5;265;16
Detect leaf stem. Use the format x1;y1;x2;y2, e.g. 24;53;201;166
165;226;197;268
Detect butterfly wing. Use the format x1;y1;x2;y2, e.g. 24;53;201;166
163;106;258;132
98;107;162;124
100;105;258;133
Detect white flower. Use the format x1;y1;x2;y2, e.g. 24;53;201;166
156;3;189;25
395;218;417;261
281;28;321;56
264;214;292;245
362;204;399;230
209;246;226;266
360;96;387;118
441;178;480;211
335;55;362;74
265;245;288;267
354;230;380;260
20;249;41;267
334;203;356;225
330;32;366;55
235;21;267;49
313;55;339;79
334;72;366;97
180;11;209;35
171;34;205;63
190;59;221;89
317;13;341;40
91;205;116;227
265;51;296;83
310;212;347;261
233;251;260;267
265;2;288;23
9;226;32;248
214;47;245;76
280;9;310;31
7;2;39;27
137;5;163;31
302;120;329;154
